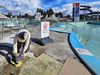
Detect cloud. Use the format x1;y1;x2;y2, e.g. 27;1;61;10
0;0;100;15
52;1;100;16
88;1;100;6
0;0;41;15
53;3;72;16
30;0;41;8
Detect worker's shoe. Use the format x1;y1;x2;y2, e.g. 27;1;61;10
11;60;22;67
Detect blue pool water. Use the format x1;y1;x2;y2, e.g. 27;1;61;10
53;22;100;60
74;22;100;60
51;22;75;33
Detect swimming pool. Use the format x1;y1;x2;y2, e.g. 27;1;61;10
50;22;76;33
51;22;100;61
70;22;100;61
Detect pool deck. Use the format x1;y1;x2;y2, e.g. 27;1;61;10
59;58;91;75
0;25;91;75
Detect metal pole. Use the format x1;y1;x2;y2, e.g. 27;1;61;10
74;4;76;32
18;14;20;30
97;11;99;21
84;10;85;29
2;22;4;39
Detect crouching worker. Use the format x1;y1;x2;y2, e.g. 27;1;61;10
11;29;31;67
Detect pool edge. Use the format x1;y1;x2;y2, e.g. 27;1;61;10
68;32;100;75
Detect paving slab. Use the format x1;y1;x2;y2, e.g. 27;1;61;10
59;58;91;75
19;53;62;75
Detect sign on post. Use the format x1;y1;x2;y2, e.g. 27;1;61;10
73;3;80;21
41;21;50;38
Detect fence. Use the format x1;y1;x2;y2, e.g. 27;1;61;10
0;18;41;39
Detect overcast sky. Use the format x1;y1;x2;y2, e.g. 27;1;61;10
0;0;100;15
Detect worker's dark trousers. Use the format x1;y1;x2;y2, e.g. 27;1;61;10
12;40;31;64
17;41;30;53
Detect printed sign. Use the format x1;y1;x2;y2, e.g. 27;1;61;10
75;48;93;56
73;3;80;21
35;12;41;21
41;21;50;38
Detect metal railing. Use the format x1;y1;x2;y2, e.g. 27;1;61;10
0;18;41;39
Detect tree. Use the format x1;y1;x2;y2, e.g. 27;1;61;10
49;8;54;15
24;13;29;18
55;12;63;18
7;11;12;18
67;15;71;19
36;8;40;12
46;8;54;17
35;8;55;19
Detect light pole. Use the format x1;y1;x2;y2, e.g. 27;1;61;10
84;10;86;28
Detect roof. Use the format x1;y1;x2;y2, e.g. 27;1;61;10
0;13;8;19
